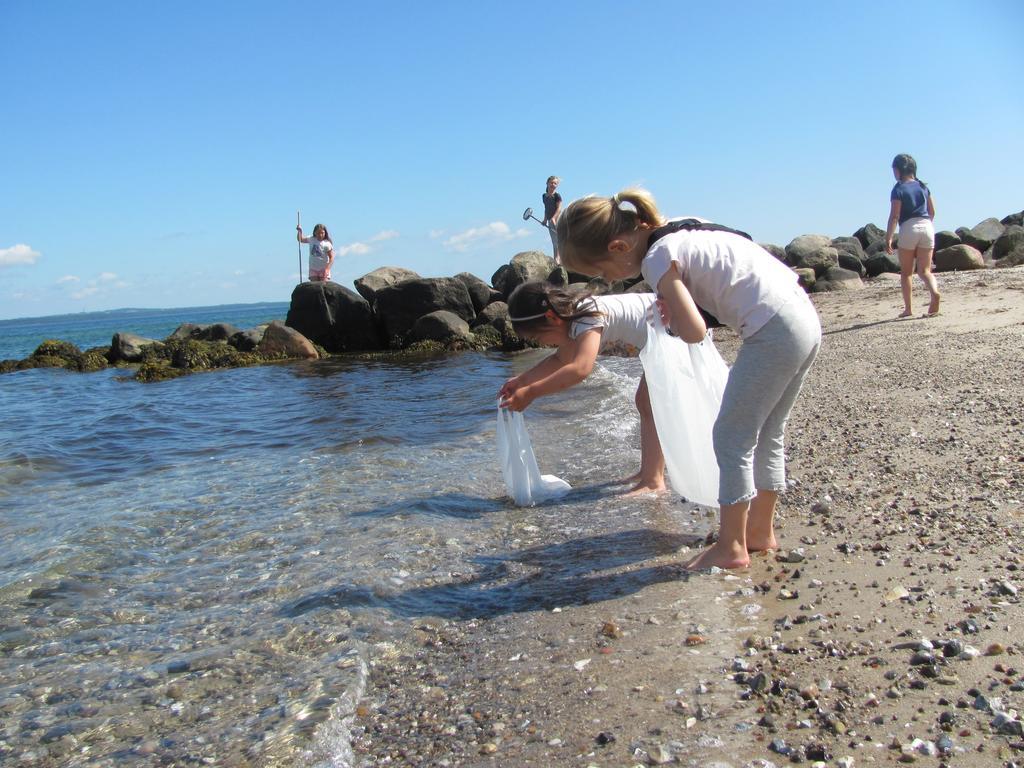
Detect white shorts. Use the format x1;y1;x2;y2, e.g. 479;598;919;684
898;217;935;251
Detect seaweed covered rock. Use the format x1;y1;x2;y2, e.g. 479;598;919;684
110;332;164;363
18;339;85;371
285;281;382;352
228;325;267;352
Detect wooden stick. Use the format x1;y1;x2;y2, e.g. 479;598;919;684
297;211;303;284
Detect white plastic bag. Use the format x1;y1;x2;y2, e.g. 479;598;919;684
496;404;571;506
639;315;729;507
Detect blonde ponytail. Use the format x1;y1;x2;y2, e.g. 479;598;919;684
556;188;665;273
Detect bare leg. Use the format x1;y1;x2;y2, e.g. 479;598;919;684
745;489;779;552
684;500;751;570
898;248;916;317
916;247;940;315
625;375;667;494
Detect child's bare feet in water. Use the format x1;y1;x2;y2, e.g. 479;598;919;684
624;478;667;496
684;541;750;571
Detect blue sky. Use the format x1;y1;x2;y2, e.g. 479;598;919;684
1;0;1021;320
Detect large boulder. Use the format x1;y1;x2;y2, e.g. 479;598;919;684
285;281;382;352
956;218;1005;253
785;235;838;275
374;277;476;343
992;225;1024;262
110;332;164;363
257;321;319;360
934;244;985;272
812;266;864;292
853;223;886;251
408;310;472;344
190;323;239;342
1001;210;1024;227
491;251;556;298
353;266;421;305
864;251;900;277
454;272;493;313
832;237;866;276
935;230;961;251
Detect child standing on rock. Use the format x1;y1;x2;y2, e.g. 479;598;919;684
297;223;335;282
885;153;940;318
499;281;666;495
555;188;821;571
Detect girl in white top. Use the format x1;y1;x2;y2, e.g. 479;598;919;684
556;188;821;571
498;281;665;494
296;223;335;282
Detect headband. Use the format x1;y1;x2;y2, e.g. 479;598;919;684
508;310;549;322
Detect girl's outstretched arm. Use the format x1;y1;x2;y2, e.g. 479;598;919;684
657;266;707;343
500;331;602;411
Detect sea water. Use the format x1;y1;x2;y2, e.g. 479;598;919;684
0;305;711;765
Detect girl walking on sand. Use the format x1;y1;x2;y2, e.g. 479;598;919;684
499;281;667;495
885;153;940;318
555;189;821;571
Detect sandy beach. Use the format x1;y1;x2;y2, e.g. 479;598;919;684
350;267;1024;767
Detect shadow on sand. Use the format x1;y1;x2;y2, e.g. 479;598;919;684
280;527;703;620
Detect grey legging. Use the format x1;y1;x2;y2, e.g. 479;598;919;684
712;291;821;505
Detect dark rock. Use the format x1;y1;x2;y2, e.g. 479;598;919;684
992;225;1024;263
374;277;476;344
110;332;165;363
812;266;864;292
353;266;421;304
1001;210;1024;227
228;325;268;352
934;244;985;272
454;272;492;313
285;281;382;352
785;235;838;275
491;251;556;298
408;310;472;344
836;251;866;276
257;321;319;360
956;218;1005;252
189;323;239;342
832;236;865;260
864;251;900;277
167;323;202;341
853;223;886;250
935;230;961;251
547;266;569;286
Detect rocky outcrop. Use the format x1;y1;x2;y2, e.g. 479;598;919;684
374;277;476;343
491;251;556;297
285;281;382;352
956;218;1005;253
785;235;839;276
257;321;319;360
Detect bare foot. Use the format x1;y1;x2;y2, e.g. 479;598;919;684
897;310;912;319
926;293;941;316
746;534;778;553
683;542;750;571
614;472;641;486
624;480;667;496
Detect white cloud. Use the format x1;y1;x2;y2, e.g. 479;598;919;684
443;221;529;252
370;230;400;242
71;285;99;300
429;229;445;239
0;244;41;267
98;272;118;282
338;242;372;257
56;275;80;284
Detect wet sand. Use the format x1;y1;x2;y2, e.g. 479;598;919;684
352;267;1024;767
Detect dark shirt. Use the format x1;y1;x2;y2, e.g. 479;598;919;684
891;180;930;224
542;191;562;222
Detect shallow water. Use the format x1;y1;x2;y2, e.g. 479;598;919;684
0;338;716;765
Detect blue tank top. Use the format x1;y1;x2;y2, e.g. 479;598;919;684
891;180;930;224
